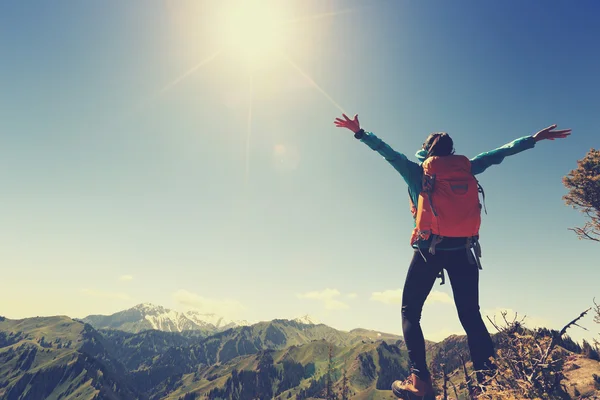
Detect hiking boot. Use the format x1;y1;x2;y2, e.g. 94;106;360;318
391;373;434;398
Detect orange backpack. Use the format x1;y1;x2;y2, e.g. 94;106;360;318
410;155;484;245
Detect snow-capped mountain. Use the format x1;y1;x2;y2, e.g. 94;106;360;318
83;303;249;334
184;309;250;330
293;314;320;325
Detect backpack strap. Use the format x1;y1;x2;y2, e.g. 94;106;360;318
415;243;446;285
410;178;446;287
422;174;438;216
408;187;417;220
466;237;483;270
478;183;487;215
428;234;443;255
429;235;446;285
417;246;427;262
473;238;482;266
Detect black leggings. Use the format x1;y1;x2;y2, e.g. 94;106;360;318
401;249;495;379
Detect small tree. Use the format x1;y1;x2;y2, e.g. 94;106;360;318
340;364;349;400
581;339;600;361
325;343;336;400
563;148;600;242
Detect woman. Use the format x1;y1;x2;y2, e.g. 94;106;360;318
334;114;571;398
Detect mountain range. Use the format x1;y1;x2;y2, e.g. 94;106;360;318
81;304;321;337
0;310;408;400
1;304;598;399
82;303;251;334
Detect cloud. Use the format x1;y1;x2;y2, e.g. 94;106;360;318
297;288;349;311
118;275;133;282
483;308;551;332
80;289;129;301
425;291;453;305
370;289;452;305
370;289;402;305
346;293;358;299
173;290;246;318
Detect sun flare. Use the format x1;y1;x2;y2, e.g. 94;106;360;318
146;0;351;179
216;1;288;67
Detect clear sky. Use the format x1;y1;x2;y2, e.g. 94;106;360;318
1;0;599;343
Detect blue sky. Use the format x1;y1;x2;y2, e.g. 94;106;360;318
1;0;599;343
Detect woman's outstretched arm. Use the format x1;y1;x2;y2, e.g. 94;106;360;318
470;124;571;175
334;113;422;187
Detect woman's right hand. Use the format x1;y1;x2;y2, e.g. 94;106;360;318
334;114;361;134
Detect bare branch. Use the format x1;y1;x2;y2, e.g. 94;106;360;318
572;322;589;331
558;308;592;337
448;379;460;400
501;311;511;327
569;227;600;242
486;315;502;333
540;308;591;366
460;354;475;400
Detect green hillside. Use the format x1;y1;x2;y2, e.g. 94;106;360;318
0;316;139;400
1;315;598;399
162;339;409;400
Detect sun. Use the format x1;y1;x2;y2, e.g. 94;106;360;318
216;1;288;68
145;1;352;186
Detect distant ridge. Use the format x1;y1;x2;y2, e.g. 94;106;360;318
82;303;249;334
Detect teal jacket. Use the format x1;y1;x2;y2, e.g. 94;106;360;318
357;131;536;250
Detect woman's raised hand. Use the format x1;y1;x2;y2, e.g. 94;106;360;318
334;114;361;134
